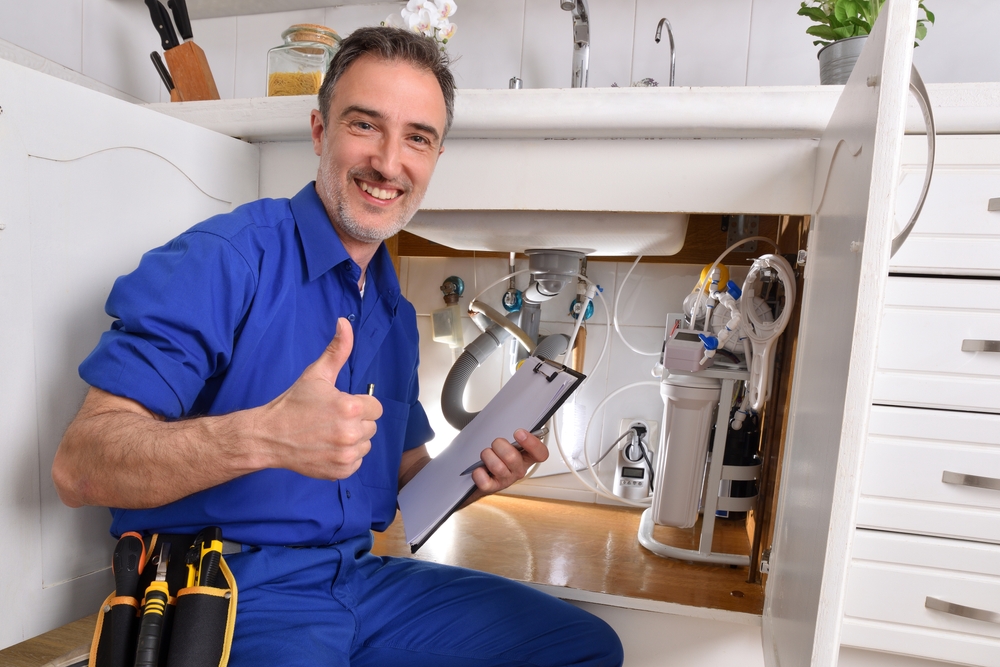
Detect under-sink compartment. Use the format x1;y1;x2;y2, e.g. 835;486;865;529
391;212;808;615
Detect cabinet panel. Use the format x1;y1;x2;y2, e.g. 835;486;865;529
857;407;1000;544
890;168;1000;277
872;277;1000;414
842;530;1000;666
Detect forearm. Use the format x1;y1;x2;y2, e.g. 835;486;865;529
53;388;266;509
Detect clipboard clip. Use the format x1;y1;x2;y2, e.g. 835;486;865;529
533;357;566;382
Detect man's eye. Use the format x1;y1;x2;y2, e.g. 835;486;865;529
355;121;373;130
410;135;429;145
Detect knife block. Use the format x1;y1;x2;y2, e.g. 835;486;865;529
164;41;220;101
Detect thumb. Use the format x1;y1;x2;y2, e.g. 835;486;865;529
313;318;353;382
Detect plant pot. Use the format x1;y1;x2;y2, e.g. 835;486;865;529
817;34;867;85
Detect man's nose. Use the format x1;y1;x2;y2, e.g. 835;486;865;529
371;137;402;181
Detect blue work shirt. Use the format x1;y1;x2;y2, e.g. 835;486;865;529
79;183;433;546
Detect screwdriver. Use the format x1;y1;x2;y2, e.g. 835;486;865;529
135;542;170;667
196;526;224;587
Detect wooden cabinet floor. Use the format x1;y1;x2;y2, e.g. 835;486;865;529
373;494;763;615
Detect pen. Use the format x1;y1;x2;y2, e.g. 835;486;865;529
459;426;549;476
367;384;375;396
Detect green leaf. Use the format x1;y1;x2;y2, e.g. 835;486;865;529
923;8;935;24
832;24;857;39
915;23;927;41
806;24;839;41
798;6;832;23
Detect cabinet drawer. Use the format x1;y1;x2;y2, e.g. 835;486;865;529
842;530;1000;666
872;277;1000;414
857;406;1000;544
890;167;1000;276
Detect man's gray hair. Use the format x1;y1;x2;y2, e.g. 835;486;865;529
318;26;456;137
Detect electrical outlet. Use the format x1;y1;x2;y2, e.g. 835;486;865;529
618;419;658;454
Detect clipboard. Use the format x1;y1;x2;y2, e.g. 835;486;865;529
397;356;585;552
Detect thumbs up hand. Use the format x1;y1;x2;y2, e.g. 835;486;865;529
256;318;382;481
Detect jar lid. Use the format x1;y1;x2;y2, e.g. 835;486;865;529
282;24;341;48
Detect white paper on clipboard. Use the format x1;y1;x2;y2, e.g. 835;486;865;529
397;356;585;551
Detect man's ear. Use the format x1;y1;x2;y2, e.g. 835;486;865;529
310;109;325;157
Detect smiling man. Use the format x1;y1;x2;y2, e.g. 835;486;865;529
52;26;623;666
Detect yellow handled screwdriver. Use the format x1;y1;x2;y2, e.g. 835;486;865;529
196;526;224;587
135;542;170;667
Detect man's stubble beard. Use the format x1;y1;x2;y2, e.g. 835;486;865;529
319;160;423;244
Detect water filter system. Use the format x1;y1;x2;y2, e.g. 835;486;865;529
437;238;796;566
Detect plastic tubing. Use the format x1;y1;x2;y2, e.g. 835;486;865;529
740;253;796;411
550;380;660;507
688;236;780;330
613;256;661;357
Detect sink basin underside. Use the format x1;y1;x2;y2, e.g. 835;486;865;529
406;210;690;256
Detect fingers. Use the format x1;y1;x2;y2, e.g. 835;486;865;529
311;318;354;383
471;430;548;493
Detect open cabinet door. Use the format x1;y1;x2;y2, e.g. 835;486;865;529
762;1;919;666
0;59;258;648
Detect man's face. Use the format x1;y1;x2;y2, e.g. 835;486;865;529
310;54;447;244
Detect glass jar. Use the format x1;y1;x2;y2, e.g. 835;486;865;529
266;24;341;97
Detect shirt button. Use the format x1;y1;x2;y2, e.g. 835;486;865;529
348;314;355;322
346;490;351;499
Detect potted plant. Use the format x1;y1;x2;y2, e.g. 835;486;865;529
797;0;934;84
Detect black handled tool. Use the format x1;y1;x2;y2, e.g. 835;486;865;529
144;0;179;51
113;532;146;599
196;527;224;587
149;52;175;94
135;542;171;667
167;0;193;41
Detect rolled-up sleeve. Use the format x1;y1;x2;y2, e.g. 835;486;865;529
79;231;256;418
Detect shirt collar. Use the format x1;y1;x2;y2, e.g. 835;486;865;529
290;183;401;311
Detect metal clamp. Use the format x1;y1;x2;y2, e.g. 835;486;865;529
962;339;1000;353
890;65;936;257
468;299;535;354
926;596;1000;626
942;470;1000;492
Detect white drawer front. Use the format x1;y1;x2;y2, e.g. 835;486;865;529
842;530;1000;666
857;406;1000;543
890;167;1000;276
873;277;1000;414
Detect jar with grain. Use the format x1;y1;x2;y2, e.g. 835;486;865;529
266;24;341;96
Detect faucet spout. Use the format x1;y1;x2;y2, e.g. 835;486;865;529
655;17;676;87
561;0;590;88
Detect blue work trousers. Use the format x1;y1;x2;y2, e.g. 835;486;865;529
226;533;624;667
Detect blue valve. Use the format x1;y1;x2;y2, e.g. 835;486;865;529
502;289;523;312
569;297;594;321
698;333;719;350
726;280;742;300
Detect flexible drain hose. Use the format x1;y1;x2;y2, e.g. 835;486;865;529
441;330;570;430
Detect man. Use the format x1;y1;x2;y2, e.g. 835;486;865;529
52;26;623;666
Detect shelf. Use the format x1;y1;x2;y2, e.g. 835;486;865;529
145;83;1000;143
187;0;384;20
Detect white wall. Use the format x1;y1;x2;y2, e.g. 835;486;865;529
2;0;998;104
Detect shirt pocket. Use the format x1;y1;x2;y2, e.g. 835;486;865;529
358;397;409;490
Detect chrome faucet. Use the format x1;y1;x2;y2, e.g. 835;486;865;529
560;0;590;88
655;17;676;87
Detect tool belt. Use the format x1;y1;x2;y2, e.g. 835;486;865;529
89;529;238;667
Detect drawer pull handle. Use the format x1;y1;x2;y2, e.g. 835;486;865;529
962;339;1000;353
925;596;1000;625
942;470;1000;492
989;198;1000;212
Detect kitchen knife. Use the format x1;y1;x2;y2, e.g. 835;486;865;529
149;52;175;94
167;0;193;42
144;0;179;51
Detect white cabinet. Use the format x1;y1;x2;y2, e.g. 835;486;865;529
0;1;972;664
844;134;1000;666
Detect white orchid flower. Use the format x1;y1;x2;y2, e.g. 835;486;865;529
434;0;458;18
436;19;457;42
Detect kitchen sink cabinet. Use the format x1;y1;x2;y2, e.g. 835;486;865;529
1;1;995;664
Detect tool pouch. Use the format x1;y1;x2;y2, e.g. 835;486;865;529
89;532;237;667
